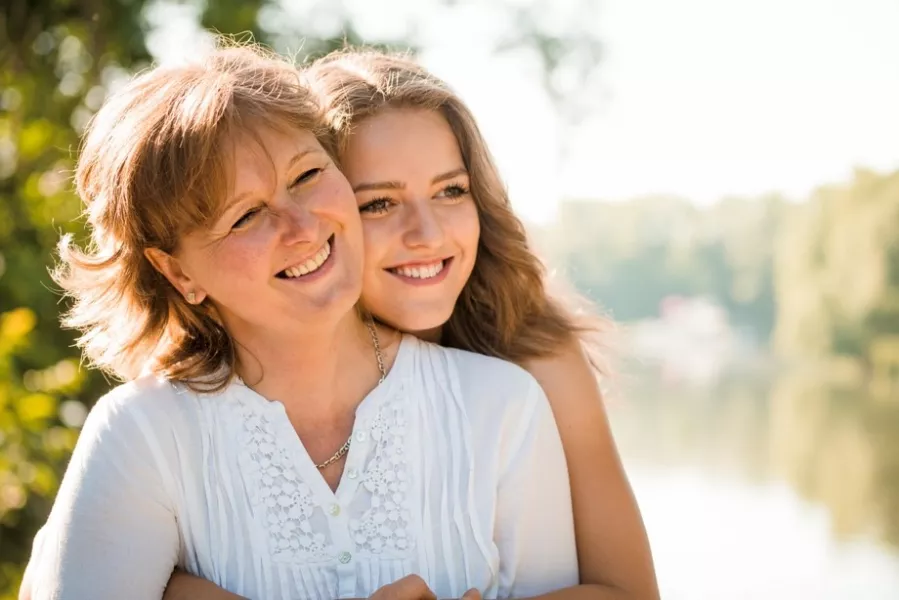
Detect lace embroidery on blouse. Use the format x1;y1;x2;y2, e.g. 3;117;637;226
350;399;415;555
239;403;333;562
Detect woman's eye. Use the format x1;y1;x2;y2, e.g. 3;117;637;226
359;198;393;215
232;207;262;229
291;167;323;188
437;183;469;200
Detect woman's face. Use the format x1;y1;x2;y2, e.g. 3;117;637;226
341;108;480;338
159;127;364;340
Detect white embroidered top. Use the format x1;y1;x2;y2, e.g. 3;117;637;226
28;336;578;600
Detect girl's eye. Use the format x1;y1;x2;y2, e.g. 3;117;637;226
232;207;262;230
359;198;394;215
291;167;323;188
437;183;469;200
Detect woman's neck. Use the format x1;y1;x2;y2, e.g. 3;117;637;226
232;312;382;421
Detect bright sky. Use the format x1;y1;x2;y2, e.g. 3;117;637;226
147;0;899;223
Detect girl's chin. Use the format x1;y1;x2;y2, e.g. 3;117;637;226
372;311;452;341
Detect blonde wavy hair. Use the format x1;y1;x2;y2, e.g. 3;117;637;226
55;41;334;390
304;49;610;369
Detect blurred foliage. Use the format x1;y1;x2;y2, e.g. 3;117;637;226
0;0;606;596
1;0;154;595
773;169;899;381
537;168;899;371
535;193;788;343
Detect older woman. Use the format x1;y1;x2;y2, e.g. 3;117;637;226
21;42;576;600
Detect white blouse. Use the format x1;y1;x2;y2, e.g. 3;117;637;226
28;335;578;600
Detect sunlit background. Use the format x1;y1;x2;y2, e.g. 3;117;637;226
2;1;898;598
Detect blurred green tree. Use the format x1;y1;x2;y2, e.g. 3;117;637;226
537;194;787;341
774;168;899;383
1;1;153;595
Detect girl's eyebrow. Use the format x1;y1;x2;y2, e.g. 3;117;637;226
353;180;405;193
431;167;467;184
352;167;467;193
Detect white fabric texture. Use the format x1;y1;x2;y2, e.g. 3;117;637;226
28;335;578;600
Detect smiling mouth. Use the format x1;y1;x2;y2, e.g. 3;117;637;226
276;235;334;279
386;257;452;280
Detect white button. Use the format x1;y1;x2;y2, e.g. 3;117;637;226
338;551;352;564
347;468;358;479
355;431;368;442
328;503;341;516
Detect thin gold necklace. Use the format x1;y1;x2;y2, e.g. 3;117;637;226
315;318;387;470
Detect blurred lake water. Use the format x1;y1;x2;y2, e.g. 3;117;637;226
610;364;899;599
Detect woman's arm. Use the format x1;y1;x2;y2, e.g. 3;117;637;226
521;340;659;600
24;390;182;600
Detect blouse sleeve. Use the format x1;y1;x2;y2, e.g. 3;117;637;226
27;388;181;600
493;381;579;599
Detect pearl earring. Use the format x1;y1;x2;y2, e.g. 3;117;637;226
187;292;196;304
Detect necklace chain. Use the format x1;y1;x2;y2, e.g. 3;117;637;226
315;317;387;470
366;317;387;385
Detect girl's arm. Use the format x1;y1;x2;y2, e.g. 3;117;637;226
521;340;659;600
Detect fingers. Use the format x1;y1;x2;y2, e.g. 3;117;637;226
369;575;480;600
371;574;437;600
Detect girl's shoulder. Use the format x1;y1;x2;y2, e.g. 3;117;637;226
407;335;547;421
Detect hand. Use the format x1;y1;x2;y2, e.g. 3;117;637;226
369;575;436;600
368;575;482;600
461;588;482;600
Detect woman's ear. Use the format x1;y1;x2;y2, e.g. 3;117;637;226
144;248;206;304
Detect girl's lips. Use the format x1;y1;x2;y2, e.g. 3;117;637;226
385;257;454;286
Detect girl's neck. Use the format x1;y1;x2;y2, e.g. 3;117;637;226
412;325;443;344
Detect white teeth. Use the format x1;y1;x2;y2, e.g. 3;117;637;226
393;261;444;279
282;240;331;278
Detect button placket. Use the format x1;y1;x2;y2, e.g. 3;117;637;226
334;419;366;503
336;419;367;503
331;420;370;599
330;496;357;598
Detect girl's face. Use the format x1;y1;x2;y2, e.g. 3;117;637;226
341;108;480;339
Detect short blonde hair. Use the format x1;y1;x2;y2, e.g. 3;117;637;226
304;49;610;369
55;41;334;390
